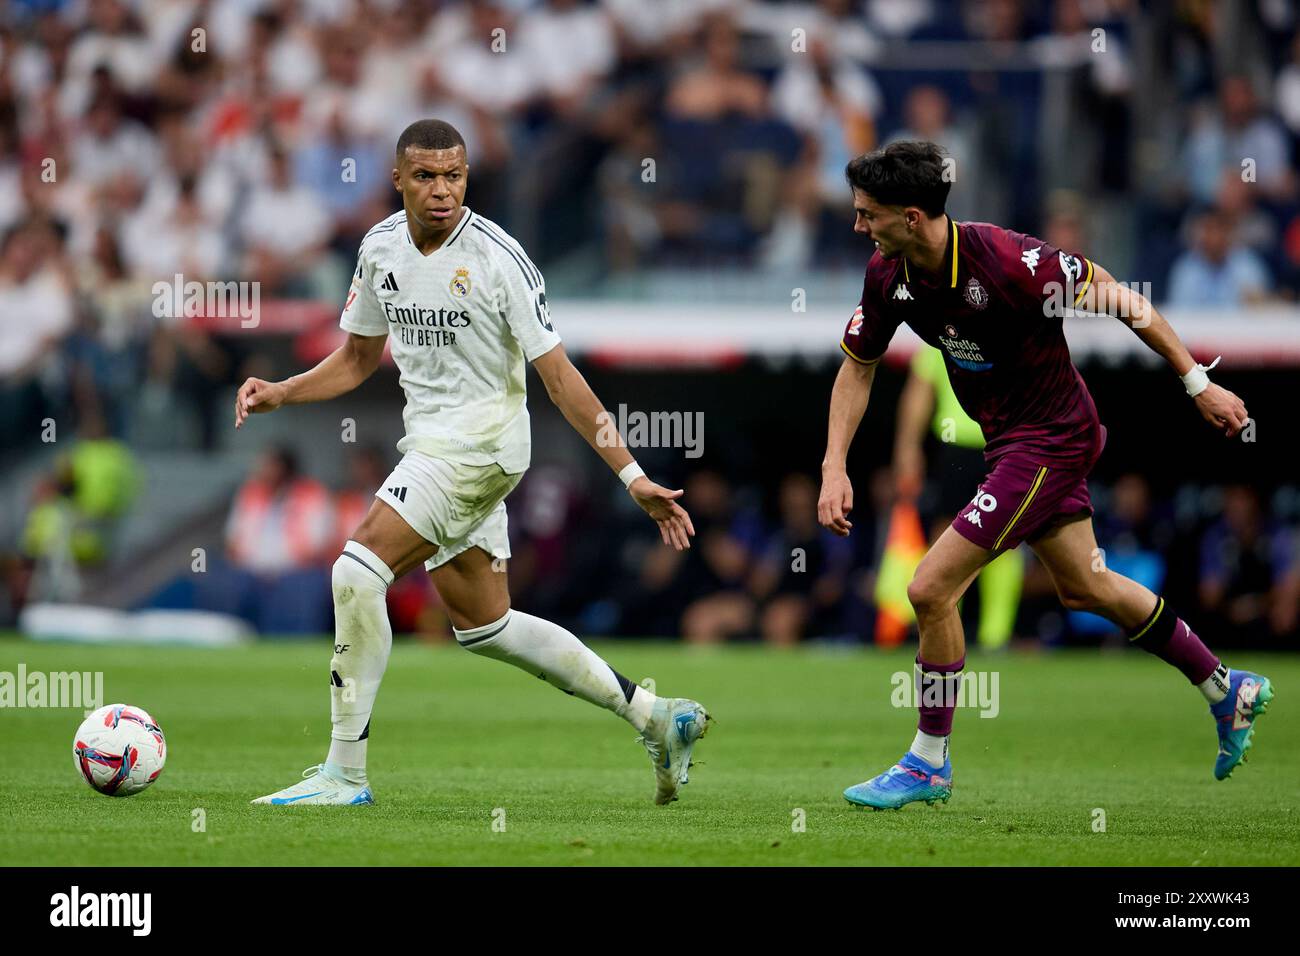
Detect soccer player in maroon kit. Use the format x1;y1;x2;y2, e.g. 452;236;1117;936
818;142;1274;810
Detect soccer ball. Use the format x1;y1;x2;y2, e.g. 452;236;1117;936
72;704;167;796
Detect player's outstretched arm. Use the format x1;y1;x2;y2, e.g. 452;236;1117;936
234;332;387;429
819;355;877;536
532;344;695;551
1081;263;1249;438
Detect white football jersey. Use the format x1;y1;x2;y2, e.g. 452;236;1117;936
339;206;561;474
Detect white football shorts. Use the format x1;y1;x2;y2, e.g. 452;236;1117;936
374;451;522;572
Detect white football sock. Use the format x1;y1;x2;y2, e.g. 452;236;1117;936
1199;663;1231;705
454;609;656;731
326;540;395;776
910;729;949;769
326;738;367;777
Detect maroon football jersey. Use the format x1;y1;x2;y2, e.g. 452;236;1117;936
841;219;1104;464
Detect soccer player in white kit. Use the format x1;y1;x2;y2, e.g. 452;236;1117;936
235;120;711;806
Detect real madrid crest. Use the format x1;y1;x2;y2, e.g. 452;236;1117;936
450;267;471;298
964;277;988;310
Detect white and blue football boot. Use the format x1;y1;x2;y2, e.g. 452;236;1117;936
251;764;374;806
638;697;712;805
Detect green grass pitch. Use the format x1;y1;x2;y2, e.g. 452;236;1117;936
1;634;1296;866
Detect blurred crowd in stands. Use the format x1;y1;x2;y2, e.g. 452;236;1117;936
4;0;1300;451
5;390;1298;648
166;451;1298;647
2;0;1299;644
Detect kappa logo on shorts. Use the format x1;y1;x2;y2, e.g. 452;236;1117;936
386;486;407;503
963;492;997;529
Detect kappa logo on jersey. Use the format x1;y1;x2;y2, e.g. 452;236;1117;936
1020;245;1041;275
963;509;983;527
893;284;913;301
386;486;407;503
847;305;863;335
379;272;400;294
964;277;989;311
450;267;471;298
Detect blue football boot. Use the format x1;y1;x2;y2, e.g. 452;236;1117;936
1211;669;1274;780
844;751;952;810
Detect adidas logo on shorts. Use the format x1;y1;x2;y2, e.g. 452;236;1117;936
386;486;407;503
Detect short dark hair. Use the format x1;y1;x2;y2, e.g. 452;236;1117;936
845;141;950;217
395;119;466;160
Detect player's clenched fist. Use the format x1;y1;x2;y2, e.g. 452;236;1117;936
818;470;854;536
234;377;288;428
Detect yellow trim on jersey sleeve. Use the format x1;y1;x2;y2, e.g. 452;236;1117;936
841;340;880;365
1071;258;1095;306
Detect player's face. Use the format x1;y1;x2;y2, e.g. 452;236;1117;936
394;146;469;230
851;189;913;259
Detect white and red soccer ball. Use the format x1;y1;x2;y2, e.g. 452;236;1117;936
72;704;166;796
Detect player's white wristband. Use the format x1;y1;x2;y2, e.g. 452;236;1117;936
618;462;646;490
1181;355;1221;398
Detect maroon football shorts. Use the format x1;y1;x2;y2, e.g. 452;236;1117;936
950;445;1100;552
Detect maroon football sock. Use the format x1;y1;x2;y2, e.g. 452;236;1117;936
916;654;966;736
1127;597;1219;684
